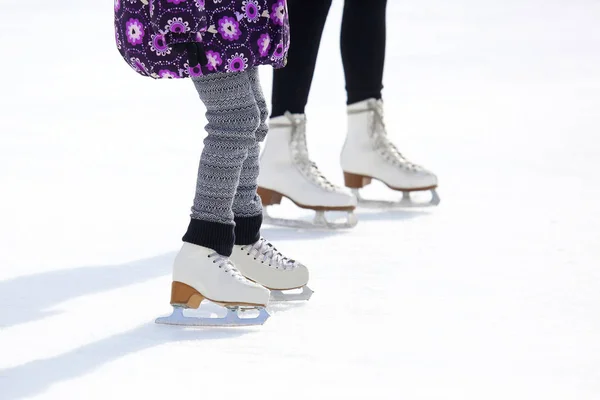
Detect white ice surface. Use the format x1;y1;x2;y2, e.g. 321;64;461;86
1;1;599;399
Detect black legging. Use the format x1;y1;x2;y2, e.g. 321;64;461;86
271;0;387;117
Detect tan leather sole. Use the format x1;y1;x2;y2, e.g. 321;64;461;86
170;281;264;308
257;186;355;211
343;171;437;192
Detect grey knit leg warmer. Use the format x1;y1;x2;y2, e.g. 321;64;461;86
183;70;260;256
248;67;269;143
232;68;269;216
231;68;270;245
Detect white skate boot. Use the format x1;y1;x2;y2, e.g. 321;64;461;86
230;237;313;301
341;99;440;208
155;243;271;327
258;112;357;229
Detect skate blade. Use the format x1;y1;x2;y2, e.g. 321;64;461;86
155;306;269;327
354;189;440;209
269;286;314;302
264;209;357;230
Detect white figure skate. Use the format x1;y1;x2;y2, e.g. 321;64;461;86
156;243;270;327
230;237;313;302
258;113;357;229
341;99;440;208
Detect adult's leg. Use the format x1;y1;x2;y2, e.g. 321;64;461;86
183;71;261;257
341;0;388;104
271;0;333;117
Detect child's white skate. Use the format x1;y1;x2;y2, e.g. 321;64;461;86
341;99;440;208
156;243;270;327
258;113;357;229
230;237;313;301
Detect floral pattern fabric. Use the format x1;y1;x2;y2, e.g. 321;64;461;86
115;0;289;79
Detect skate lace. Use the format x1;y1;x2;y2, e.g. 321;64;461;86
284;111;340;192
242;238;296;270
360;100;422;172
207;252;246;280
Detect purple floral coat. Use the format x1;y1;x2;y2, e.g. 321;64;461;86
114;0;289;79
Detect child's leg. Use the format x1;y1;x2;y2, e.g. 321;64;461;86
228;69;312;296
183;70;261;257
232;67;269;246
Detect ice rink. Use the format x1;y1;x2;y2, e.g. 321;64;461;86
1;1;599;399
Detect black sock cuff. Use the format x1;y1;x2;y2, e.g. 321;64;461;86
234;214;262;245
182;218;235;256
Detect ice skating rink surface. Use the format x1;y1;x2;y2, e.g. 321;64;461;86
1;1;599;399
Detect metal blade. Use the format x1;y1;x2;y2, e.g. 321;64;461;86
155;306;270;327
263;209;357;230
270;286;314;302
353;188;440;208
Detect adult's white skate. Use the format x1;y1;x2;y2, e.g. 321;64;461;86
230;237;313;302
155;243;270;327
258;113;357;229
341;99;440;208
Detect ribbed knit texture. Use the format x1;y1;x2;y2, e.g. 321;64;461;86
182;219;236;257
234;214;263;245
185;68;267;255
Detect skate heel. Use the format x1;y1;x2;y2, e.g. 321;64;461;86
257;187;283;206
170;281;205;309
343;172;372;189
